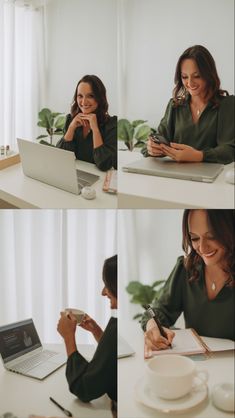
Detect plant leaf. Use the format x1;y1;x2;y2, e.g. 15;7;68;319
132;119;147;128
36;135;48;139
135;125;151;141
118;119;134;142
55;115;66;130
126;281;143;294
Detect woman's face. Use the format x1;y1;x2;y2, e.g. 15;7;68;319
181;59;207;99
77;82;98;114
188;210;225;268
101;285;117;309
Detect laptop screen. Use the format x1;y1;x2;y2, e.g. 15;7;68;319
0;319;41;363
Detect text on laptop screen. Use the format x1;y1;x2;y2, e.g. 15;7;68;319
0;319;41;363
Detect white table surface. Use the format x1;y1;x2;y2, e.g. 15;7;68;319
118;320;234;418
0;344;112;418
118;150;234;209
0;161;117;209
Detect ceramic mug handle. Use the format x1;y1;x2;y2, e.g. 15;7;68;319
192;369;209;391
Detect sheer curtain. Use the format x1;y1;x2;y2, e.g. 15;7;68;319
118;210;183;320
0;0;46;148
0;209;117;343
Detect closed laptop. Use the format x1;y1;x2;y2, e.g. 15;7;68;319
122;157;224;183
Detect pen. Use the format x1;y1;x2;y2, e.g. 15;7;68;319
143;304;172;348
49;397;73;417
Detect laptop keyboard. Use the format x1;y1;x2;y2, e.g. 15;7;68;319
76;169;100;189
9;350;58;373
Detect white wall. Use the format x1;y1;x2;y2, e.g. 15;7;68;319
119;210;183;320
45;0;117;116
119;0;234;127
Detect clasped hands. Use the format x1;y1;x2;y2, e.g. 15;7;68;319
147;137;203;162
70;112;98;132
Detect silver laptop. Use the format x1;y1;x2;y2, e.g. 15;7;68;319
17;138;100;194
0;319;66;380
122;156;224;183
118;335;135;359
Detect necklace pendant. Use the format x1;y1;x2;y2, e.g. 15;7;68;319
211;282;216;291
197;109;200;117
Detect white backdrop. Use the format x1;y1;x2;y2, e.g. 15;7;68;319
0;209;117;344
118;0;234;127
118;210;183;320
45;0;117;118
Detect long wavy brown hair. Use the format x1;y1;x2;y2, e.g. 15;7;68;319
70;75;109;125
173;45;229;107
182;210;234;287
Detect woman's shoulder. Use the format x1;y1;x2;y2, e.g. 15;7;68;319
104;115;117;127
217;94;235;107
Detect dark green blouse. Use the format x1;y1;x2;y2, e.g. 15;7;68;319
141;256;234;340
66;317;117;403
56;115;117;171
142;95;235;164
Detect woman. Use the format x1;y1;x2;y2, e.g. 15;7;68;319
143;210;234;351
57;255;117;417
144;45;234;164
57;75;117;171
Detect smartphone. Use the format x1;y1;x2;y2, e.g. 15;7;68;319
149;133;170;146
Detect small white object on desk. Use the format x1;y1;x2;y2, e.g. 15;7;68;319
211;383;235;412
81;186;96;200
224;168;235;184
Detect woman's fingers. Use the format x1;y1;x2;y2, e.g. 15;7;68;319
147;139;165;156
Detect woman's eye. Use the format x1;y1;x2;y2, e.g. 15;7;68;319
191;237;199;242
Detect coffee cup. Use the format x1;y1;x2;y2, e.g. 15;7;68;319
64;308;85;325
146;354;208;400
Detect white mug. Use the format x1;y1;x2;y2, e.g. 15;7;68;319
146;354;208;400
64;308;85;325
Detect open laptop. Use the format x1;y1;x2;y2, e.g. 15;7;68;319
17;138;100;194
118;335;135;359
122;156;224;183
0;318;66;380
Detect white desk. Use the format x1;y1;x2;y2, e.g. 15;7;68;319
119;320;234;418
0;344;112;418
118;151;234;208
0;161;117;209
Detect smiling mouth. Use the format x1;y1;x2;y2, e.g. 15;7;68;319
201;250;217;257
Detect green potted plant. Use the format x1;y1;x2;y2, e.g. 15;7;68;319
36;108;66;145
118;119;153;151
126;280;165;320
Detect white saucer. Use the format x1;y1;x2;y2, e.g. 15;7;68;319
134;377;208;414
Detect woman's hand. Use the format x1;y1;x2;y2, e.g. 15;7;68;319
57;313;77;356
79;314;104;342
160;142;203;162
57;312;77;340
70;114;89;130
147;137;166;157
145;319;175;351
78;113;98;131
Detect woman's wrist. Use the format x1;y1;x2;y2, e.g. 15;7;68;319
64;334;77;356
146;318;158;331
64;126;75;141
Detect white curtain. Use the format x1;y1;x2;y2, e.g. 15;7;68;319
0;0;46;149
118;210;184;320
0;209;117;343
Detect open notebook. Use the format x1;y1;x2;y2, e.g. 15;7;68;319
144;328;235;359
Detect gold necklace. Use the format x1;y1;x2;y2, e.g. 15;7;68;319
208;277;216;291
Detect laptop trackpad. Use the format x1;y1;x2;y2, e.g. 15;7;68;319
76;169;100;188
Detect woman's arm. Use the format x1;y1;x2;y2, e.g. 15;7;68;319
141;256;185;349
203;95;235;164
66;317;117;402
